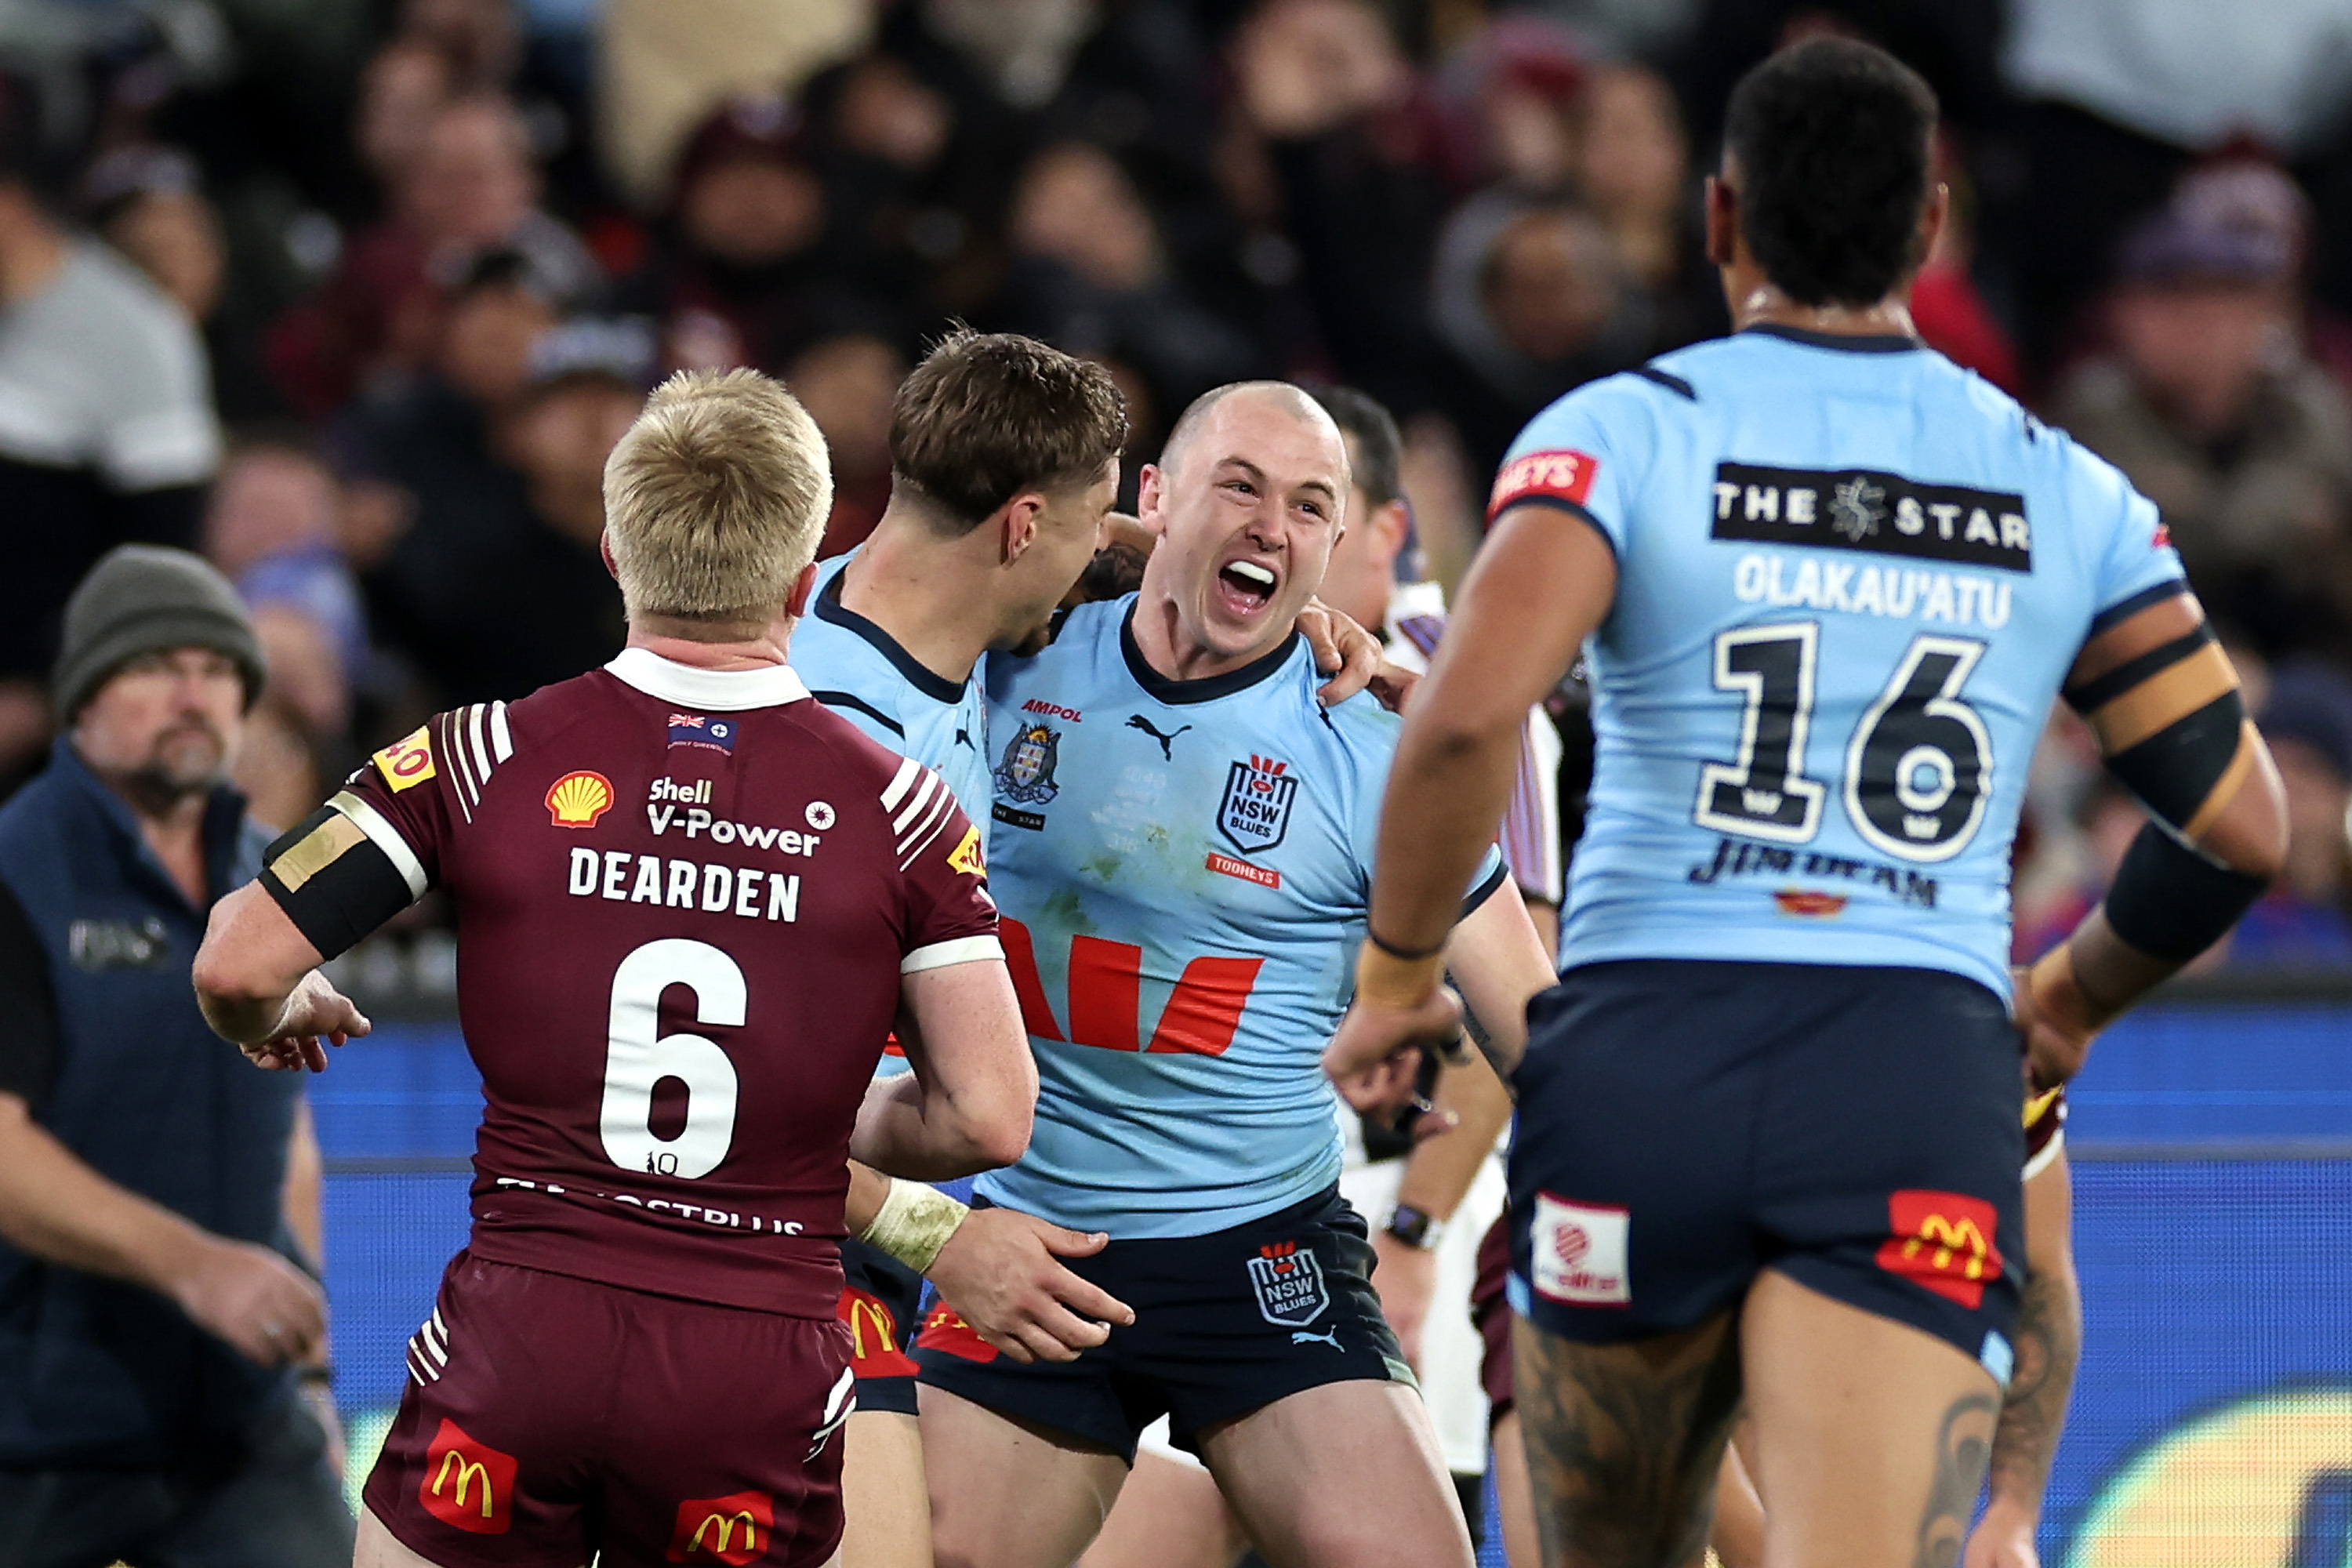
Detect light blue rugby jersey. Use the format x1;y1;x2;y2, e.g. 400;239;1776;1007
791;554;993;822
792;552;992;1086
978;598;1508;1238
1497;325;2187;999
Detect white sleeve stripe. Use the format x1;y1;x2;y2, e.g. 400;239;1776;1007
441;712;477;815
895;788;954;851
467;704;492;785
901;934;1004;973
880;757;922;811
897;800;959;868
892;770;938;834
329;793;430;900
488;702;513;763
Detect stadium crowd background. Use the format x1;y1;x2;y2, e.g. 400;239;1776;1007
2;0;2350;971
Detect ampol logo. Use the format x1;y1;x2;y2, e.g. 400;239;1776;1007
666;1490;774;1564
546;770;615;829
419;1417;516;1534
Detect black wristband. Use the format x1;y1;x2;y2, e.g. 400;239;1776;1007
1367;927;1444;962
2103;822;2270;962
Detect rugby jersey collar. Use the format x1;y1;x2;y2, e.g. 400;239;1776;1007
605;647;811;710
813;566;967;705
1119;604;1304;705
1741;322;1923;354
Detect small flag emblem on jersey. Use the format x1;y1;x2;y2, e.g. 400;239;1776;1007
1247;1240;1329;1327
1218;754;1297;855
667;713;736;753
995;724;1061;805
372;726;436;792
545;771;615;828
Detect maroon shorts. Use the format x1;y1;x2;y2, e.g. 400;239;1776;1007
363;1250;855;1567
1472;1209;1514;1424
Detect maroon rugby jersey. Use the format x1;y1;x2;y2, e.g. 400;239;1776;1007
330;649;998;1316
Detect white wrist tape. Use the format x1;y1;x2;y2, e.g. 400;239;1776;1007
857;1178;970;1276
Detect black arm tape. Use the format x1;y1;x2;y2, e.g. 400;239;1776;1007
2102;821;2269;962
259;805;417;961
2063;622;2215;713
2102;691;2245;831
1458;858;1512;924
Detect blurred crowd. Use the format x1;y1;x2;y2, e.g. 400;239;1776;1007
1;0;2349;967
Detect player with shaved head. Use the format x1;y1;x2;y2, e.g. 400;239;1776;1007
909;382;1559;1568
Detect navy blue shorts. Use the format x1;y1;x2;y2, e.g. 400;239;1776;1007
1506;960;2024;1382
913;1186;1411;1464
838;1240;924;1417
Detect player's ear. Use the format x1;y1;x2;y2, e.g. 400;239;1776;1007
1703;174;1737;269
1135;465;1170;537
599;530;619;582
1917;180;1951;275
1000;493;1045;565
784;561;819;619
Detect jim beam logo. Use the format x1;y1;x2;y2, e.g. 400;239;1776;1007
1710;463;2031;572
419;1418;517;1534
1218;754;1298;856
1247;1240;1329;1328
666;1489;775;1564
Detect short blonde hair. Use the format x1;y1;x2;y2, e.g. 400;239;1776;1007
603;368;833;624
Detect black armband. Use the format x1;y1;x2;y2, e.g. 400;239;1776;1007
258;796;422;960
2103;691;2248;833
2101;821;2270;962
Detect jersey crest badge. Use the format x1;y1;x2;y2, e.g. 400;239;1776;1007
1247;1240;1328;1327
667;713;737;753
1218;754;1297;855
372;727;436;793
947;822;986;877
546;771;615;828
995;724;1061;805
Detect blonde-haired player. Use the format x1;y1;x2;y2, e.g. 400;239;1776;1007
197;367;1036;1568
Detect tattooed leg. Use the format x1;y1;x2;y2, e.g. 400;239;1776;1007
1969;1152;2082;1566
1740;1269;1998;1568
1511;1309;1744;1568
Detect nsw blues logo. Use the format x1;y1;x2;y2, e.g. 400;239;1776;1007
1218;754;1297;855
668;712;737;753
994;724;1061;806
1247;1241;1328;1327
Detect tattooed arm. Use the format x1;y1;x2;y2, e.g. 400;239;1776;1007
1965;1152;2082;1568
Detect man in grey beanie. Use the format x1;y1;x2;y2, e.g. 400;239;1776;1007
0;545;352;1567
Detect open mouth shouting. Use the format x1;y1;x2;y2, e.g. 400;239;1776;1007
1215;555;1282;621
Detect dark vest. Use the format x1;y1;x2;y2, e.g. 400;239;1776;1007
0;739;297;1467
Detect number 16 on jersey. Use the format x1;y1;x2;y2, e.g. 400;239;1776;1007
1696;622;1992;864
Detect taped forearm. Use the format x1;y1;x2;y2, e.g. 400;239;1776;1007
856;1177;970;1275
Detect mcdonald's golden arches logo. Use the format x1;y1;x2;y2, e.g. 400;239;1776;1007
418;1417;517;1534
1875;1189;2005;1310
666;1490;775;1564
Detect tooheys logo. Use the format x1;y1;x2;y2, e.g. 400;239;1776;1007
1490;448;1600;517
1876;1189;2005;1308
419;1417;517;1534
666;1490;775;1564
1710;463;2032;572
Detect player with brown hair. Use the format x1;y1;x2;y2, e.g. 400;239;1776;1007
194;367;1036;1568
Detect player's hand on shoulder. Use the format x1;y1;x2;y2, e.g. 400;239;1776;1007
167;1234;328;1368
239;971;370;1074
925;1207;1136;1365
1297;597;1383;706
1962;1500;2042;1568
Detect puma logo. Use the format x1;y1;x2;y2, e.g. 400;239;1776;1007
1290;1328;1342;1350
1126;715;1192;760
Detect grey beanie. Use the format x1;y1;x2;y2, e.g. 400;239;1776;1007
53;545;267;720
